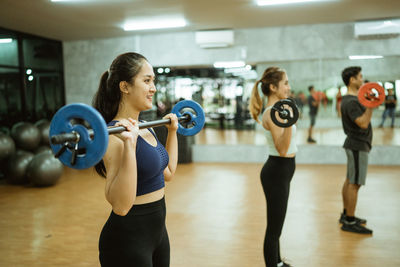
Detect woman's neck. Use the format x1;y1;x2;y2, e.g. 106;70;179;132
266;95;280;107
114;104;140;121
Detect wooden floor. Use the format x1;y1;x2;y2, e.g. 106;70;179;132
0;163;399;267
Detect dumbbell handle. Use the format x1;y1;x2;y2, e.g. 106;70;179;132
51;114;190;145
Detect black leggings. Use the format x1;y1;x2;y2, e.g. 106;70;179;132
99;197;170;267
260;156;295;267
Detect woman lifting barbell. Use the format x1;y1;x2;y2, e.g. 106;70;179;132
93;52;177;267
249;67;297;267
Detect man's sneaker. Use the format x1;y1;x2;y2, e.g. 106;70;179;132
307;137;316;143
341;221;373;234
339;213;367;224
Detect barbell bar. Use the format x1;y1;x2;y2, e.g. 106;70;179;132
49;100;205;169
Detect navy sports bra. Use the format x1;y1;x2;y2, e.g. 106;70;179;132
108;121;169;196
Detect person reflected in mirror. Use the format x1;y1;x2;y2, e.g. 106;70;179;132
307;85;319;143
379;88;397;128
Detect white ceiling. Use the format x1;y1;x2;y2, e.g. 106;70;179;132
1;0;400;41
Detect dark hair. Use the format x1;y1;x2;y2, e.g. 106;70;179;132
341;66;361;86
92;52;147;177
248;67;286;123
308;85;314;92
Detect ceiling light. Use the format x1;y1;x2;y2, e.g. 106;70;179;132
123;17;187;31
214;61;246;68
349;55;383;60
257;0;332;6
0;38;13;44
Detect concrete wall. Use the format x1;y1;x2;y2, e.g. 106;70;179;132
63;22;400;105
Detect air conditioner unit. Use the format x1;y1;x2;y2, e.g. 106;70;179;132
354;19;400;38
195;30;234;48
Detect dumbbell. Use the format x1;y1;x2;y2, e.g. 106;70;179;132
49;100;205;169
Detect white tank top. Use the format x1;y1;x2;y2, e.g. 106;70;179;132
264;106;298;156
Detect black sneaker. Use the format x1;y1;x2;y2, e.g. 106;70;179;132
341;221;373;234
307;137;316;143
339;213;367;224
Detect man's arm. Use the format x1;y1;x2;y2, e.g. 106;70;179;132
354;108;373;129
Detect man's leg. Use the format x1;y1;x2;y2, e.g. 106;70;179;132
307;115;316;143
379;109;389;127
345;182;360;217
389;108;395;127
341;178;349;213
341;149;372;234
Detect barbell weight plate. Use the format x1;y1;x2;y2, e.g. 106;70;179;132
171;100;205;136
358;82;385;108
49;103;108;169
270;99;299;128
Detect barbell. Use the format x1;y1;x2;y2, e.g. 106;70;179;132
49;100;205;169
358;82;385;108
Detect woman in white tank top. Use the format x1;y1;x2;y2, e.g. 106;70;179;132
248;67;297;267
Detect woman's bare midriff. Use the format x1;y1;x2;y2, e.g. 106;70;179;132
283;153;296;158
133;187;165;205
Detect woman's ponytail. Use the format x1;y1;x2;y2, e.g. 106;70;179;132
249;80;263;123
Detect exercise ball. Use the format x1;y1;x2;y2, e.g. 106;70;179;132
35;145;52;155
34;119;50;145
0;133;16;161
6;150;35;184
26;152;63;187
11;122;41;151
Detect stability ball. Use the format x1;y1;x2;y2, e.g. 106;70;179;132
11;122;41;151
0;133;16;161
35;145;52;155
34;119;51;145
26;152;64;187
6;150;35;184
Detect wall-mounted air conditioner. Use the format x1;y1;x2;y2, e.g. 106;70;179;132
354;19;400;38
195;30;234;48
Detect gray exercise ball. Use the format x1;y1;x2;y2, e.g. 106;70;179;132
11;122;41;151
0;133;16;161
26;152;64;187
35;145;52;155
34;119;50;145
6;150;35;184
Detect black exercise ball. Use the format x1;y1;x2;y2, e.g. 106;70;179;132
0;133;16;161
35;145;52;155
26;152;63;187
6;150;35;185
34;119;50;145
11;122;41;151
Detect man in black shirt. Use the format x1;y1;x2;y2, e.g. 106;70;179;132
307;85;319;143
339;66;374;234
379;88;397;128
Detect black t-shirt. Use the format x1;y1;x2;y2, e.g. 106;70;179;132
340;95;372;152
308;95;318;115
385;94;397;109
